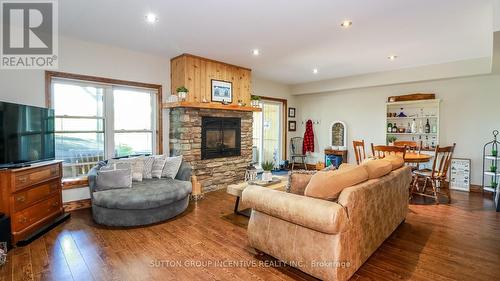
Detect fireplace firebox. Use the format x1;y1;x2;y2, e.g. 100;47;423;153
201;117;241;159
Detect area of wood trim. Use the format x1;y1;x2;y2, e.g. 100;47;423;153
63;199;91;212
62;176;89;190
170;53;252;71
45;70;164;155
258;96;288;160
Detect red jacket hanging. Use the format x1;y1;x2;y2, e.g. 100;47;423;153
303;119;314;154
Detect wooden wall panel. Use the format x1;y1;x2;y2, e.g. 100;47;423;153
170;54;252;106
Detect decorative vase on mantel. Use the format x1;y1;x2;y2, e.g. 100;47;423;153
176;86;189;101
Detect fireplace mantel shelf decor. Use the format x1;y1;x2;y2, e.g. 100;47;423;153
163;101;261;112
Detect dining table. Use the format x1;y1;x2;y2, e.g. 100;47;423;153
404;152;432;164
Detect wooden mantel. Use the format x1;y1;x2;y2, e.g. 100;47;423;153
163;101;261;112
170;53;253;107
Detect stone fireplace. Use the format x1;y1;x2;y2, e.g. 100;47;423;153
169;108;253;193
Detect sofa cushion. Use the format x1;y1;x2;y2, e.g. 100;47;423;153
96;169;132;192
151;155;167;178
286;170;317;195
304;165;368;201
383;154;405;170
362;158;393;179
142;156;155;179
92;178;192;210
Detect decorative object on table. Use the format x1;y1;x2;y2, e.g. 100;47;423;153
387;136;397;146
211;79;232;103
316;161;325;170
450;158;471;192
176;86;189;101
303;119;315;154
245;165;258;182
251;177;282;187
482;130;500;211
261;161;274;182
387;93;435;103
250;95;260;107
397;108;407;117
237;99;246;107
288;107;296;118
202;97;209;103
330;121;347;150
288;120;296;131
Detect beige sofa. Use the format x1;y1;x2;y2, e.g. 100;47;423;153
242;166;412;281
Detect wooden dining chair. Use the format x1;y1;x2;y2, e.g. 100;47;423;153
371;144;407;159
411;143;456;204
353;140;366;164
290;137;307;170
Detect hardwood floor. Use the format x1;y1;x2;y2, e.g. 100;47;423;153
2;190;499;281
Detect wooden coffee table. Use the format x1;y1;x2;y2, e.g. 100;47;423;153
226;176;287;217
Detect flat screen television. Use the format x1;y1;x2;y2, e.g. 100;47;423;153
0;101;55;168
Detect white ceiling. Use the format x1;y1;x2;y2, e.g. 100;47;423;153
59;0;495;84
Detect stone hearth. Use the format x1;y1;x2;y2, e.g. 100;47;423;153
169;108;253;193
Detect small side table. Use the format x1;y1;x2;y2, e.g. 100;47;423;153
226;182;251;217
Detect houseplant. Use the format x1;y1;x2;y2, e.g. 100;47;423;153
251;95;260;107
387;136;397;146
176;86;189;101
261;161;274;181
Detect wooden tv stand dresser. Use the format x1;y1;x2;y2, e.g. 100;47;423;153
0;160;67;244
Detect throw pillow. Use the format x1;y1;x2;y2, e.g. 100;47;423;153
383;155;405;170
96;169;132;192
304;165;368;201
286;170;317;195
162;155;183;179
362;158;392;179
143;156;155;179
151;155;167;179
108;156;145;182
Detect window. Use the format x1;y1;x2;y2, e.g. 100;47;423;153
50;76;160;179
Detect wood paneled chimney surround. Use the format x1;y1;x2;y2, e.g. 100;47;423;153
164;54;261;112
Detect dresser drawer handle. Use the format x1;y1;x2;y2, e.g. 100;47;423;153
18;217;27;223
51;202;59;207
17;176;28;183
16;196;26;202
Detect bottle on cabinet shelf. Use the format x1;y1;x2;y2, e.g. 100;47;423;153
407;122;411;133
418;119;424;134
387;123;392;133
425;119;431;134
431;122;437;134
410;119;416;134
392;123;398;133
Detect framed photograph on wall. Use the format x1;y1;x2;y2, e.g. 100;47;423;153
211;79;232;103
450;158;471;192
288;107;296;118
288;121;296;132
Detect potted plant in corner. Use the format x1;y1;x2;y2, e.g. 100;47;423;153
251;95;260;107
261;161;274;182
387;136;397;146
176;86;189;101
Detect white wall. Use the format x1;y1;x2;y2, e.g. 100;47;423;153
294;74;500;185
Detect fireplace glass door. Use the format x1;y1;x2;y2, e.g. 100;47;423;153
201;117;241;159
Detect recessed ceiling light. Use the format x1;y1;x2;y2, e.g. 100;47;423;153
252;49;260;56
313;68;318;74
387;55;398;60
145;13;158;24
340;20;352;28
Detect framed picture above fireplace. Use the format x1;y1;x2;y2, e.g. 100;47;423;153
211;79;232;103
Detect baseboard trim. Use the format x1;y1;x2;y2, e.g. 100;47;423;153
63;199;91;212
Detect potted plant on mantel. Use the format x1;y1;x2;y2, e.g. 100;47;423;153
176;86;189;101
261;161;274;182
251;95;261;107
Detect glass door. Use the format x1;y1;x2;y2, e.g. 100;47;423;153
253;99;283;167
